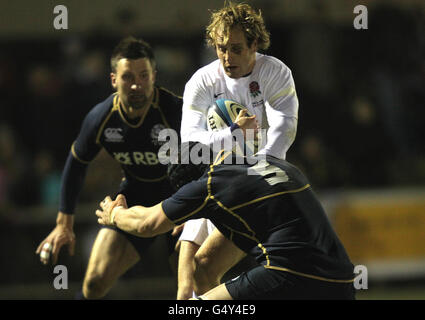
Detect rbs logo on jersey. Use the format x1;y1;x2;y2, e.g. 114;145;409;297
113;151;159;166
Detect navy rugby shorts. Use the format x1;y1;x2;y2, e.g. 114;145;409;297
225;265;356;300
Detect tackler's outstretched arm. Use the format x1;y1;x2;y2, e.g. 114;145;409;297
96;194;175;238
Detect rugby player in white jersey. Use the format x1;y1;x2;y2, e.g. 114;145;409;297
177;2;299;299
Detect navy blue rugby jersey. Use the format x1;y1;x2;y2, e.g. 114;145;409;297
162;152;354;283
71;86;182;182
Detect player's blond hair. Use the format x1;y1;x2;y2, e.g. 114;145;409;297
206;1;270;50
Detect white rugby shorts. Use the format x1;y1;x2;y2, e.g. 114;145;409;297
178;218;216;246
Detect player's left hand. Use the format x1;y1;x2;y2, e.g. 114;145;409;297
96;194;128;226
234;109;259;140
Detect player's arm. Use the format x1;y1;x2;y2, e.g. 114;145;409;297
36;107;102;265
96;195;175;238
258;68;299;160
181;104;258;143
97;176;208;237
180;105;234;146
36;152;89;265
181;76;251;147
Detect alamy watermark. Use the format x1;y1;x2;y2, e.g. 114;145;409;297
53;265;68;290
354;265;368;290
157;128;267;168
51;263;368;291
53;5;68;30
51;5;367;33
353;5;368;30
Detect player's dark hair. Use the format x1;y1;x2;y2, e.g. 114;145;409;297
110;36;156;72
167;142;212;191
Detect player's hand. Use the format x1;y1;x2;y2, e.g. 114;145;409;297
36;212;75;265
234;109;259;140
96;194;128;226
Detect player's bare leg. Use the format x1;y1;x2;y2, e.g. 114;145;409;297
193;229;246;296
82;228;140;299
176;240;200;300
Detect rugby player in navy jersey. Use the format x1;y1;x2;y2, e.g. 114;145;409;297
36;37;182;299
96;143;356;300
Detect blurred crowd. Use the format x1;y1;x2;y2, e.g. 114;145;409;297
0;4;424;212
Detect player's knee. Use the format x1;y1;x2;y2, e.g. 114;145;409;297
83;274;109;299
193;253;219;285
193;254;208;276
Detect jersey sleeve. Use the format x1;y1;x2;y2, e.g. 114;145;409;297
161;178;209;224
181;72;234;151
72;108;103;163
58;152;89;214
59;103;106;214
258;62;299;160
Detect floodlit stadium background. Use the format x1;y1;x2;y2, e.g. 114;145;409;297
0;0;424;299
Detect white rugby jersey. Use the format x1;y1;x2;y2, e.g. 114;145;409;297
181;53;298;160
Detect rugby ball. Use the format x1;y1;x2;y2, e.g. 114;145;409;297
207;99;259;155
207;99;252;131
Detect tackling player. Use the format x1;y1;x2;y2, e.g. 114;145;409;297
178;2;299;298
96;143;356;300
36;37;182;299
